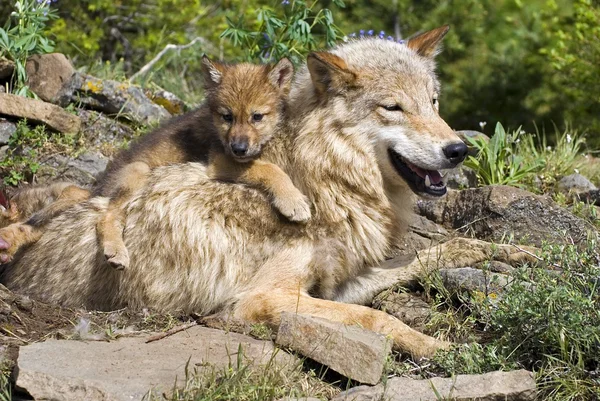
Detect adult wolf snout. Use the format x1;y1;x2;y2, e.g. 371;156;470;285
442;142;468;165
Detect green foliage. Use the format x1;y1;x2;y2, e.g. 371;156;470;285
463;123;544;187
0;0;57;96
221;0;345;64
150;344;335;401
541;0;600;140
430;240;600;400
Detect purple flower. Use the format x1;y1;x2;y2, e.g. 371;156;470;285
378;31;385;39
367;30;374;36
398;39;405;44
359;29;365;37
282;0;290;5
349;32;356;38
387;36;394;41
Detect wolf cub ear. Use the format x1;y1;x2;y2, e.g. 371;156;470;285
407;25;450;58
268;58;294;95
201;55;226;89
307;52;356;97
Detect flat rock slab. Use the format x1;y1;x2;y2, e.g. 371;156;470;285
418;185;594;247
333;369;536;401
16;325;297;401
276;313;391;385
0;93;81;133
56;72;171;125
26;53;75;103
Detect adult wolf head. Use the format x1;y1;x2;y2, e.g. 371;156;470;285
302;25;466;198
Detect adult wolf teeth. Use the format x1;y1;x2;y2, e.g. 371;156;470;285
442;173;448;185
425;174;431;187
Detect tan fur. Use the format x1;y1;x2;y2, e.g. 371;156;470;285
0;58;309;268
1;28;536;358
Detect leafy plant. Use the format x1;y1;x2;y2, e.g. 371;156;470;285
464;123;544;187
0;0;58;96
429;239;600;401
221;0;345;64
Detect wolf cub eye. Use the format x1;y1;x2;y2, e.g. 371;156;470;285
381;104;403;112
222;113;233;123
252;113;264;122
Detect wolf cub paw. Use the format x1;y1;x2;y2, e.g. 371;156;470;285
103;241;130;270
273;191;312;223
0;223;35;263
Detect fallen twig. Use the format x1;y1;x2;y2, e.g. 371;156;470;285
512;244;561;269
145;321;198;343
130;37;215;82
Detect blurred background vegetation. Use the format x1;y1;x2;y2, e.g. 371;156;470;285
1;0;599;145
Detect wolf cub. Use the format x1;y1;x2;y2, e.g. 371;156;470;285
0;57;310;268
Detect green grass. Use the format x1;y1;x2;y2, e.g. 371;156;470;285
464;122;600;194
417;238;600;401
147;344;338;401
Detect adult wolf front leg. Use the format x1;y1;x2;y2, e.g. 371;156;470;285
2;26;510;358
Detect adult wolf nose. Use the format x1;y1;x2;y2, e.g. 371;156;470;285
443;142;468;165
230;140;249;157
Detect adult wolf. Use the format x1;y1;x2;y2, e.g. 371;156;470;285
1;26;532;358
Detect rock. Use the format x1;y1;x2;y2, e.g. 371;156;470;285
446;166;478;190
37;151;108;186
418;186;594;247
26;53;75;102
0;93;81;133
0;119;16;145
372;292;430;331
439;267;510;296
276;398;322;401
276;313;391;385
333;369;536;401
455;130;489;157
15;326;297;401
56;72;171;126
149;89;186;115
558;173;597;194
577;189;600;206
78;109;135;149
395;215;450;257
0;58;14;80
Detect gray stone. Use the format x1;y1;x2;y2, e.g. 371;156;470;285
446;166;478;190
0;58;14;80
56;72;171;125
558;173;597;194
333;369;536;401
26;53;75;102
439;267;510;296
372;292;430;331
395;215;450;257
15;325;297;401
0;93;81;133
78;109;135;149
37;151;108;186
276;313;391;385
418;185;595;247
0;119;16;145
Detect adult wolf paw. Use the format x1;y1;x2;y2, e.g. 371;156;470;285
273;190;312;223
103;241;130;270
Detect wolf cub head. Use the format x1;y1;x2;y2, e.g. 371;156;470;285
201;56;294;162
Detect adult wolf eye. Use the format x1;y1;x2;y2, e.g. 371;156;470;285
222;113;233;123
252;113;263;122
381;104;403;112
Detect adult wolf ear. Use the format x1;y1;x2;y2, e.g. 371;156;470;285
407;25;450;58
201;55;226;89
268;58;294;96
306;52;357;98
